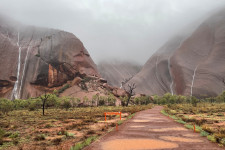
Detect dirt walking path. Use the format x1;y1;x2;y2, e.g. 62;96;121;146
85;106;223;150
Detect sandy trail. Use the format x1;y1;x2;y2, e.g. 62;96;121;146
86;106;223;150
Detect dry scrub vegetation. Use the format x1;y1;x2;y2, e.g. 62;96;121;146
164;103;225;146
0;104;153;150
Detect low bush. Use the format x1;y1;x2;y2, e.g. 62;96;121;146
0;98;13;114
0;128;5;145
58;84;70;93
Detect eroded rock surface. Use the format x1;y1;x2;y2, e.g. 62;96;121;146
129;9;225;98
0;15;98;99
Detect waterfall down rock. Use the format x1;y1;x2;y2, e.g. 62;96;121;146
0;15;99;99
128;9;225;98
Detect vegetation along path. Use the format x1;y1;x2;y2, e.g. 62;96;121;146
86;106;223;150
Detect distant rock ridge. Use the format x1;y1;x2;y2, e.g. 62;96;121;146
0;15;99;99
97;61;142;87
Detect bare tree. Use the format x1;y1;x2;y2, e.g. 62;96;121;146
120;76;133;89
40;91;50;116
124;83;136;107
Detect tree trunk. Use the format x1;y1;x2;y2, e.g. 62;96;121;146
42;100;45;116
126;95;131;107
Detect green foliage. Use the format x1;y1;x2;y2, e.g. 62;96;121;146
71;98;81;107
58;84;70;93
39;93;60;108
91;95;98;106
107;94;116;106
191;96;198;107
120;96;128;106
0;128;5;145
117;120;123;125
70;136;97;150
98;96;106;106
207;135;216;143
176;119;186;124
83;96;89;106
13;99;30;109
201;130;209;137
134;96;151;105
0;98;13;114
61;99;72;110
9;131;20;139
34;134;46;141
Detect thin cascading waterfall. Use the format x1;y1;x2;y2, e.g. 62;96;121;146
18;46;31;98
168;56;174;95
190;65;199;97
11;32;22;100
155;56;167;92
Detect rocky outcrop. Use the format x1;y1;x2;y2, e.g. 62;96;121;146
0;15;98;99
98;61;142;87
127;36;185;96
129;9;225;98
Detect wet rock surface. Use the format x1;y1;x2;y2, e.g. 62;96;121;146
0;15;98;99
86;106;223;150
129;9;225;98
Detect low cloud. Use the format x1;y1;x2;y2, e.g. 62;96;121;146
1;0;225;64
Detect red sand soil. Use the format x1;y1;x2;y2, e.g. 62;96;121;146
85;106;224;150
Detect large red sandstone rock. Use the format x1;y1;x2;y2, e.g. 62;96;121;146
128;9;225;98
0;15;98;99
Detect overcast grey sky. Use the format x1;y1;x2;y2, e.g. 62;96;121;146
1;0;225;64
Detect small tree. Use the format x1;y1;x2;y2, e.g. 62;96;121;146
40;91;50;116
123;83;136;107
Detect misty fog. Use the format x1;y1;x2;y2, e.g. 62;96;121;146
1;0;225;65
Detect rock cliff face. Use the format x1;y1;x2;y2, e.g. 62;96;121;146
0;15;98;99
129;9;225;98
97;61;141;87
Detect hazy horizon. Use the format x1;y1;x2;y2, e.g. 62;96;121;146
1;0;225;65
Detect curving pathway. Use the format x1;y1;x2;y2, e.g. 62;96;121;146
86;106;223;150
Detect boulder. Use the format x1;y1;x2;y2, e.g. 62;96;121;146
112;88;127;97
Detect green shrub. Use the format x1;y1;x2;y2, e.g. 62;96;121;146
200;130;209;137
98;96;107;106
9;131;20;139
0;98;13;114
107;94;116;106
34;134;46;141
207;135;216;142
0;128;5;145
58;84;70;93
13;99;29;109
61;99;72;110
70;136;97;150
45;94;59;108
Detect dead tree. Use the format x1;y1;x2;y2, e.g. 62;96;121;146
40;91;50;116
120;76;133;89
124;83;136;107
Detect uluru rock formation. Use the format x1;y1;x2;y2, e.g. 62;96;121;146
0;15;99;99
128;9;225;98
97;61;142;87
